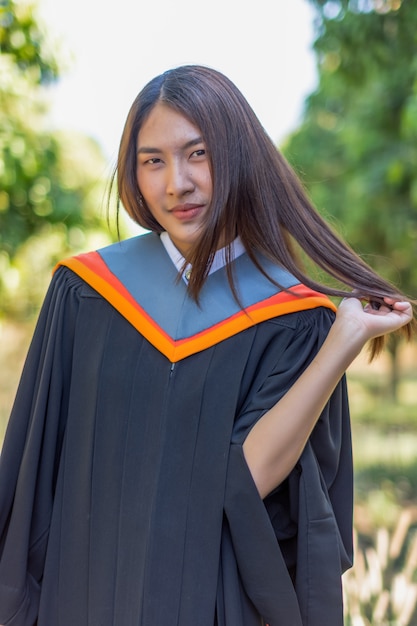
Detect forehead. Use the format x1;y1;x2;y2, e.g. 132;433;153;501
137;102;203;148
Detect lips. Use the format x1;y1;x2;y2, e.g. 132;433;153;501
170;203;204;220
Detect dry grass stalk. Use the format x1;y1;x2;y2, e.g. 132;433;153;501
343;508;417;625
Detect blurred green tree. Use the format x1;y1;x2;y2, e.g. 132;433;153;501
284;0;417;399
0;0;114;317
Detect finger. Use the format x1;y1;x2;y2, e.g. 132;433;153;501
391;300;412;311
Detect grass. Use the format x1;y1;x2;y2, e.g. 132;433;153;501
343;508;417;626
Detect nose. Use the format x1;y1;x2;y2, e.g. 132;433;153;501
165;159;195;197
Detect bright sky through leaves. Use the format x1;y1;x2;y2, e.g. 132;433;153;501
38;0;318;160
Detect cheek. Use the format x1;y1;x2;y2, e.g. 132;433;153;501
136;170;153;201
136;167;143;191
201;166;213;194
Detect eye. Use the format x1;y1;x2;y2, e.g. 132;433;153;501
138;156;163;167
190;148;207;159
145;157;163;165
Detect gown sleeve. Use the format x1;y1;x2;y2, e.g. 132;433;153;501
218;308;353;626
0;268;80;626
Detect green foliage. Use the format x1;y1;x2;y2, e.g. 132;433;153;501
0;0;115;317
0;0;59;82
285;0;417;298
0;130;115;317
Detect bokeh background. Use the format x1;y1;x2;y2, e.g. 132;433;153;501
1;0;416;623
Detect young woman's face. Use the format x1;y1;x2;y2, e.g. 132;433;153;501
136;102;213;258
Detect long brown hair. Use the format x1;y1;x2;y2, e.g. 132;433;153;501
112;65;415;355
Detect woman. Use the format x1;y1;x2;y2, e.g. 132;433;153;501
0;65;413;626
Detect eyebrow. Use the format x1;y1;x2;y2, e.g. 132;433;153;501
137;136;204;155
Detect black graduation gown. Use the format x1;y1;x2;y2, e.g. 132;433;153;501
0;233;353;626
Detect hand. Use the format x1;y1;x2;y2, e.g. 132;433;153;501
336;296;413;345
